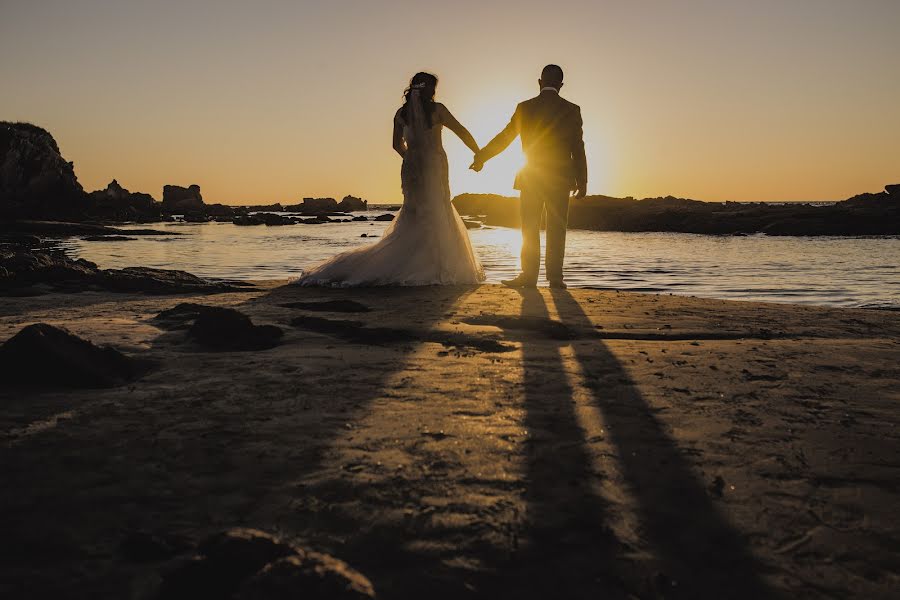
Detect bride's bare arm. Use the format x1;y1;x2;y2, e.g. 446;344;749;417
438;104;480;154
392;110;407;158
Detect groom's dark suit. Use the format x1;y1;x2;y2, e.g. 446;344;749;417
478;89;587;284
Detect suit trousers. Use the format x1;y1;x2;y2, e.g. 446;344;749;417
519;185;570;283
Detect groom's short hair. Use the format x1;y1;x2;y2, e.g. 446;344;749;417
541;64;564;85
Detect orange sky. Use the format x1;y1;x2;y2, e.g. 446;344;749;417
2;0;898;204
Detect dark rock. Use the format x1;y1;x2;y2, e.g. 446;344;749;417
0;323;144;388
300;197;338;213
234;213;295;226
182;213;209;223
87;179;161;221
462;219;482;229
156;528;375;600
236;553;376;600
453;189;900;236
233;214;264;226
198;529;295;578
373;213;395;222
162;184;205;214
256;212;295;226
101;267;241;294
188;306;283;350
1;220;173;237
351;215;368;222
337;195;368;212
82;235;138;241
0;247;246;295
245;203;283;212
152;302;208;330
0;122;87;220
205;203;235;217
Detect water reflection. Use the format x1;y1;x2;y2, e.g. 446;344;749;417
60;215;900;308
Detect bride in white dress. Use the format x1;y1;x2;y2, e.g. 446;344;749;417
297;72;485;286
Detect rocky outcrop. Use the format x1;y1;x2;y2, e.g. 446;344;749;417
156;528;375;600
149;303;282;350
282;197;339;214
87;179;162;221
373;213;395;222
162;184;205;214
233;213;298;226
187;306;283;350
453;186;900;236
0;122;87;219
338;195;367;212
0;323;144;388
0;246;248;295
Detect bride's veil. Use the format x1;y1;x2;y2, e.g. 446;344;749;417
400;87;434;202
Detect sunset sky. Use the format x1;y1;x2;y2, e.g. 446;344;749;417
2;0;898;204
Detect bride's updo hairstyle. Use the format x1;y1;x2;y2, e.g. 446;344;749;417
402;72;438;129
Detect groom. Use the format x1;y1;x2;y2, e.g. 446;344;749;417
471;64;587;289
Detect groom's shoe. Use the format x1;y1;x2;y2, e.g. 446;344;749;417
549;280;568;289
501;275;537;289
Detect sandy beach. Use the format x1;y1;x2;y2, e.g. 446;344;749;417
1;283;898;598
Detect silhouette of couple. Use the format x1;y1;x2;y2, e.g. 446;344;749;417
298;65;587;289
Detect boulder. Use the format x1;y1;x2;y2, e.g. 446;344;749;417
0;246;246;295
162;184;205;214
87;179;161;221
337;195;368;212
205;203;234;217
351;215;368;222
101;266;241;294
0;122;87;220
254;212;296;226
156;528;375;600
373;213;395;222
299;197;338;213
188;306;283;350
237;554;376;600
233;214;264;226
0;323;143;388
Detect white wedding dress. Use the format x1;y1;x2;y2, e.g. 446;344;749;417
296;95;485;287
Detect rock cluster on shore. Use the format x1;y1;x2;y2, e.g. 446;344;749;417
453;187;900;236
1;121;374;226
0;244;248;295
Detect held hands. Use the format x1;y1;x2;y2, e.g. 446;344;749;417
469;149;485;173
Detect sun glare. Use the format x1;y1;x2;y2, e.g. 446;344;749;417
447;98;527;198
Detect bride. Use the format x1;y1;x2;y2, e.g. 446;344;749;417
297;72;486;286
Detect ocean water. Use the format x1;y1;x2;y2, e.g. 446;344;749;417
59;211;900;309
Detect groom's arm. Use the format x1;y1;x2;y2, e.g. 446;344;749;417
571;106;587;197
477;105;521;163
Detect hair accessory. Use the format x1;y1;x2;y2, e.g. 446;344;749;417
412;82;427;89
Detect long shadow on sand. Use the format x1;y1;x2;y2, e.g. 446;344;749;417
475;289;626;598
548;288;775;599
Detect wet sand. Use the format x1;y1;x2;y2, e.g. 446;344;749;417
2;283;898;599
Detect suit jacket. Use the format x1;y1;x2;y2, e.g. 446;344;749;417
479;89;587;193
